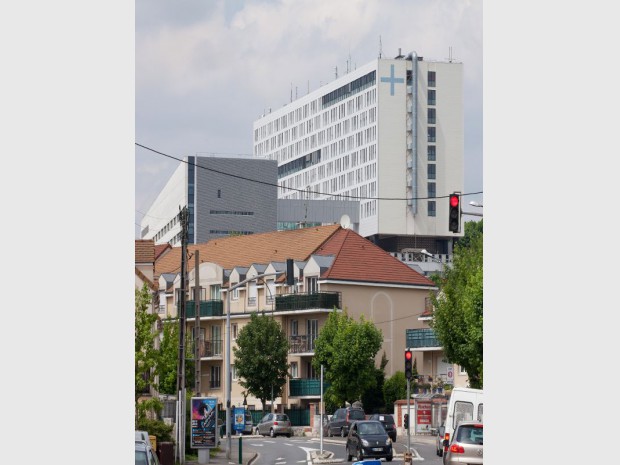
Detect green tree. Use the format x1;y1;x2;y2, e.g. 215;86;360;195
430;220;483;388
361;352;388;413
383;371;407;408
155;317;179;395
313;311;383;406
233;312;290;412
135;283;159;401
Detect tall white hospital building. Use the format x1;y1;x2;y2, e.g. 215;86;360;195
253;51;464;254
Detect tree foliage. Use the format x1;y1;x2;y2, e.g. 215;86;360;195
361;352;388;413
313;311;383;406
383;371;407;408
156;317;179;395
233;312;290;411
430;220;483;388
135;283;159;401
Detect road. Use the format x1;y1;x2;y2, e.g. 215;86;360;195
238;434;444;465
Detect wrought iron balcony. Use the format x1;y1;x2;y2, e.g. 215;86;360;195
186;339;223;358
289;378;330;397
406;328;442;349
185;300;224;318
289;334;318;354
275;292;341;311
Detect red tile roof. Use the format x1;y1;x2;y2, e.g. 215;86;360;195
135;239;155;263
154;224;341;282
316;228;435;287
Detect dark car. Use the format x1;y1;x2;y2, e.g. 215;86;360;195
326;407;365;437
368;413;397;441
345;420;393;462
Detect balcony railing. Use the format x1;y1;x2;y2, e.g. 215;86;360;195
185;300;224;318
275;292;341;311
289;334;318;353
209;380;221;389
289;378;330;397
406;328;441;349
186;339;223;358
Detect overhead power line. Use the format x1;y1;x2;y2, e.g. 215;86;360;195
136;142;482;201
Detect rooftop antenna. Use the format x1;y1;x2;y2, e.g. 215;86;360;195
290;82;293;102
379;35;383;58
335;66;338;79
449;46;453;63
307;80;310;94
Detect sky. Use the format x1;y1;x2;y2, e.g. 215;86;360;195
135;0;483;237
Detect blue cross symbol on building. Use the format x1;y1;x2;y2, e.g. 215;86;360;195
380;64;404;96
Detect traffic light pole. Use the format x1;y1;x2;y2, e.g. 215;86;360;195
406;377;411;454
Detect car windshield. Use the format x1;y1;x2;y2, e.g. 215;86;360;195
358;422;385;435
349;410;365;420
275;414;288;421
135;450;148;465
456;425;483;445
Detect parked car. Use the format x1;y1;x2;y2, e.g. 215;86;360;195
435;424;446;457
345;420;393;462
135;439;160;465
368;413;397;441
255;413;292;437
442;421;483;465
326;406;365;437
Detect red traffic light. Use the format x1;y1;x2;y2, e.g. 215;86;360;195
450;194;459;208
405;350;412;360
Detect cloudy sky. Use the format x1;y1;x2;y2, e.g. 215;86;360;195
135;0;483;236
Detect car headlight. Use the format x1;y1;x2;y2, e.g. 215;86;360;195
385;438;392;446
361;439;370;447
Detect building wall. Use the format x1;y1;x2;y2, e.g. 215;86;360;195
194;157;278;243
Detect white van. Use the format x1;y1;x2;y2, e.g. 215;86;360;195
442;387;483;454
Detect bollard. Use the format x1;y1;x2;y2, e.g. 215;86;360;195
238;435;242;464
403;451;413;464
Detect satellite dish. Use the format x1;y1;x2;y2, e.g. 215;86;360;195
340;214;351;229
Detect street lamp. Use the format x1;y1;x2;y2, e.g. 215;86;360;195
224;270;284;459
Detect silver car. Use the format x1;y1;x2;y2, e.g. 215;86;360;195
443;421;483;465
255;413;292;437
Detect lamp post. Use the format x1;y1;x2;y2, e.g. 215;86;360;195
224;270;284;459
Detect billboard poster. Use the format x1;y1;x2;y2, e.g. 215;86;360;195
415;400;432;434
234;407;245;432
191;397;217;449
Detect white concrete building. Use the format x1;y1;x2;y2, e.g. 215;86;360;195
253;51;464;254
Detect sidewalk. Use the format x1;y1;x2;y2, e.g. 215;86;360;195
184;437;257;465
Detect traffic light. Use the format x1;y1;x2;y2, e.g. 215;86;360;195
448;193;461;233
404;350;413;380
404;413;409;429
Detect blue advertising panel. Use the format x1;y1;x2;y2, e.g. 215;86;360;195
191;397;217;448
234;407;245;432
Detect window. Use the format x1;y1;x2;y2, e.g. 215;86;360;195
428;164;436;180
210;365;221;388
427;108;436;124
248;282;257;306
428;182;436;199
307;276;318;294
428;127;436;142
291;320;298;336
427;145;436;161
290;362;298;378
459;365;467;375
232;286;239;300
266;279;275;304
231;364;238;380
210;284;221;300
428;71;436;87
217;189;221;198
232;323;238;340
428;89;436;105
428;200;436;217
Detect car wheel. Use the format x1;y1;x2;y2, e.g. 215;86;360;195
386;455;393;462
270;428;275;438
286;433;291;438
328;427;333;437
346;446;352;462
438;449;443;457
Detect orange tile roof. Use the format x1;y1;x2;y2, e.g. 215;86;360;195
154;243;172;260
316;228;435;287
154;224;341;282
135;239;155;263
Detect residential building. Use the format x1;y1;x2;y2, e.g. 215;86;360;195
253;50;464;255
154;224;467;413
